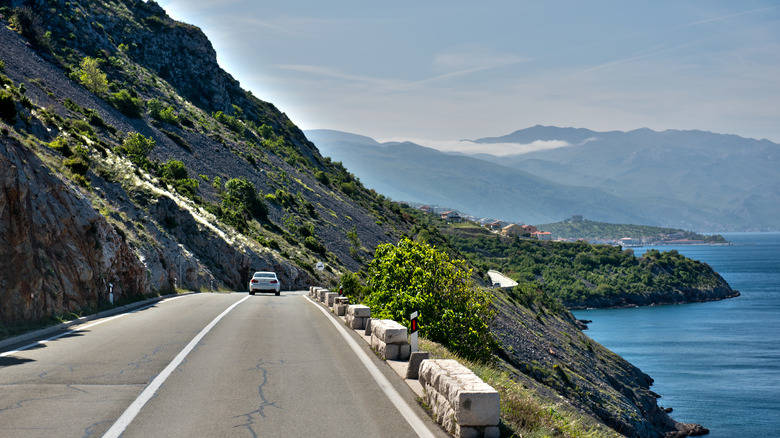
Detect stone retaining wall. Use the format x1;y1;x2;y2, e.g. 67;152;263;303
309;286;500;438
419;359;500;438
370;319;411;361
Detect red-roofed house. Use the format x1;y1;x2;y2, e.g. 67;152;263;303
533;231;552;241
441;211;462;222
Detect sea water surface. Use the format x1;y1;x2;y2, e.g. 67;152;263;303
572;232;780;438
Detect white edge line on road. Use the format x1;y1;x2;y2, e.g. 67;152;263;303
0;296;186;358
102;295;251;438
304;296;436;438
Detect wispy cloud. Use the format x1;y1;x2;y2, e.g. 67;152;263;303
683;6;780;27
275;45;529;93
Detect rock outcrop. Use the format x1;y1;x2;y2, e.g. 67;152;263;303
491;292;710;438
1;136;148;324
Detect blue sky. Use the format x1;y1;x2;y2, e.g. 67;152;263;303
157;1;780;149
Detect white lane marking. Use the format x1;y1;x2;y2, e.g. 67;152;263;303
0;297;184;357
304;296;436;438
102;295;251;438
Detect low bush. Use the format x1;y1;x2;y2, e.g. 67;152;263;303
0;91;16;122
365;238;497;362
110;89;143;118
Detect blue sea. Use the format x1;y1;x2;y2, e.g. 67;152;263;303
573;232;780;438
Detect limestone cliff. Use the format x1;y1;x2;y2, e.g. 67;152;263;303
1;136;147;324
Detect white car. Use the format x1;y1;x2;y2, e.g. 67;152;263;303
249;271;281;296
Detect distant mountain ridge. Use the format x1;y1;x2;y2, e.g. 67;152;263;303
307;127;780;231
306;129;649;226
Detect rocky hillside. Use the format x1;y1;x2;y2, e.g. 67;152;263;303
0;0;411;329
490;291;708;438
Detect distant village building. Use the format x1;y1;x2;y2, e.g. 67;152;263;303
618;237;640;246
533;231;552;241
521;225;538;237
419;205;433;214
501;224;525;237
486;220;506;231
440;211;462;223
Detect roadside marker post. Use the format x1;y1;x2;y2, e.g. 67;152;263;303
410;311;418;352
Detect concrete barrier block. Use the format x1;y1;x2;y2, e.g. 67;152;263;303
334;303;348;316
348;316;365;329
399;343;411;361
364;318;377;336
373;319;407;344
420;359;500;433
406;351;429;379
317;289;329;302
348;304;371;318
324;292;338;307
453;390;500;426
371;334;399;360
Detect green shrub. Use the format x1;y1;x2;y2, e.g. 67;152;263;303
110;89;143;118
117;132;155;170
340;181;357;197
0;91;16;123
365;238;497;362
213;111;243;133
339;271;370;303
148;98;178;125
304;235;326;254
158;159;188;181
63;145;90;176
314;170;330;186
224;177;267;221
48;137;72;156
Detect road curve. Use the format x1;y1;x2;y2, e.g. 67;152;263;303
0;292;448;438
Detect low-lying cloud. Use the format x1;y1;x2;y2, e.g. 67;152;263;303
377;138;575;157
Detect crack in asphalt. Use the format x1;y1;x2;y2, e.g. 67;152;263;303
233;360;282;437
83;420;112;438
121;342;182;375
0;393;68;414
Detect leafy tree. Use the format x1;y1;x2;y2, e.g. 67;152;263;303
365;238;497;362
347;226;361;259
78;57;108;95
340;271;370;303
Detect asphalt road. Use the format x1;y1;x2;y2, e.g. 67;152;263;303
0;292;448;438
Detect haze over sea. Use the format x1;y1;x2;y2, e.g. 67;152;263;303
573;232;780;437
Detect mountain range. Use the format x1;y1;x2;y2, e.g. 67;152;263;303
307;127;780;231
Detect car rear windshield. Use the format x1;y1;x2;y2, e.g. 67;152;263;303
254;273;276;278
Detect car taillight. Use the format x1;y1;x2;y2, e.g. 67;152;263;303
251;279;258;283
270;280;277;283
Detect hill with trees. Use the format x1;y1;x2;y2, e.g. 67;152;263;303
536;219;729;244
436;222;738;309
